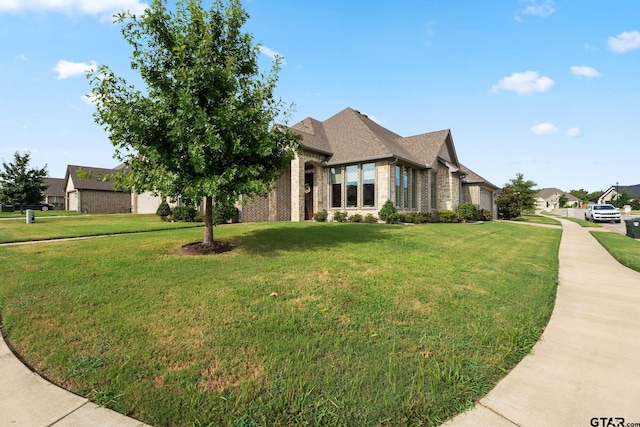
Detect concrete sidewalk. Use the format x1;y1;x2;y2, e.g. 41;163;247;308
443;218;640;426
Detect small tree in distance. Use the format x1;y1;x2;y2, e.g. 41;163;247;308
0;151;48;213
509;173;537;214
496;185;522;220
90;0;301;248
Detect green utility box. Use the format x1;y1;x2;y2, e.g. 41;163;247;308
625;218;640;238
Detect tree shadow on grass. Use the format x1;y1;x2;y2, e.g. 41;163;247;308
230;222;398;257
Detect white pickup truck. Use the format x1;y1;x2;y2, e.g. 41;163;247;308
585;204;621;223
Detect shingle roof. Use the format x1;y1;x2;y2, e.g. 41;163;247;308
43;178;65;196
65;165;127;192
291;107;454;169
460;164;498;190
536;188;581;201
619;184;640;198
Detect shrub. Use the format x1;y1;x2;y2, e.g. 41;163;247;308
364;213;378;223
379;200;398;223
313;210;328;222
333;211;348;222
477;209;493;221
437;210;458;223
172;205;197;222
213;202;238;225
349;214;363;223
457;203;477;221
194;213;205;223
632;199;640;211
156;201;171;218
496;185;522;220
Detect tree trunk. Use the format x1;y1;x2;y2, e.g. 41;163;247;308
204;196;214;245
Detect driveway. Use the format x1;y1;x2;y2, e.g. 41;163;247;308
554;208;632;235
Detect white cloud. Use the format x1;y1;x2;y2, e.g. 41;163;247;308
259;46;286;64
566;127;581;137
82;93;97;104
570;65;600;78
0;0;148;19
491;71;554;95
608;30;640;53
515;0;555;22
530;123;558;135
17;54;29;61
52;59;97;79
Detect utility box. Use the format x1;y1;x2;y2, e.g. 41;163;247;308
625;218;640;239
26;209;35;224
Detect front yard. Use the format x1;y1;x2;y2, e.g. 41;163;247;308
0;218;560;426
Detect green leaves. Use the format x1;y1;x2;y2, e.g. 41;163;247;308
89;0;301;243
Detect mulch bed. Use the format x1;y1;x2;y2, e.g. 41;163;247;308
180;241;233;255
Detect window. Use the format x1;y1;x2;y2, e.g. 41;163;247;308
395;165;401;206
403;168;409;207
346;165;358;207
362;163;375;207
331;167;342;208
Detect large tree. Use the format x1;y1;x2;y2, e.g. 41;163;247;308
90;0;300;246
0;151;48;213
508;172;537;213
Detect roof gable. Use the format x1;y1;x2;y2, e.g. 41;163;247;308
65;165;126;192
291;107;455;169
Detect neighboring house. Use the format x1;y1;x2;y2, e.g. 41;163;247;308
596;184;640;205
42;178;65;209
241;107;496;222
536;188;582;210
64;165;131;214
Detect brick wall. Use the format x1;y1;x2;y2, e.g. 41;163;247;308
80;190;131;214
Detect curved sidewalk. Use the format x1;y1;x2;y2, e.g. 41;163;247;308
443;218;640;426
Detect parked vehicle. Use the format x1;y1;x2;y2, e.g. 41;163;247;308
0;203;15;212
585;204;621;223
14;203;54;211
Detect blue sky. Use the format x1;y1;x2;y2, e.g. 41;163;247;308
1;0;638;193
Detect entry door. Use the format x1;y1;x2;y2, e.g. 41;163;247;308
304;172;314;220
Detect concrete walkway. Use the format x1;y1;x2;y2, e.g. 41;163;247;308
1;218;639;425
443;218;640;426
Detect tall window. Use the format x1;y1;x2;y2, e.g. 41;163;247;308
362;163;375;207
331;167;342;208
346;165;358;207
395;165;401;206
403;168;409;207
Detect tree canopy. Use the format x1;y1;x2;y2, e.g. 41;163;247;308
508;173;537;213
496;184;522;220
0;151;48;213
90;0;301;245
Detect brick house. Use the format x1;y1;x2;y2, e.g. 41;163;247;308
241;107;497;222
64;165;131;214
42;178;65;209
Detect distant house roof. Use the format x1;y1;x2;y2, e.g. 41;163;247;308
618;184;640;198
65;165;128;192
290;107;459;169
460;164;499;190
536;188;581;202
43;178;65;196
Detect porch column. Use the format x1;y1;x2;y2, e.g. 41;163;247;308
291;156;305;222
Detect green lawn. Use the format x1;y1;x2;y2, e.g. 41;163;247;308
0;213;202;243
509;214;561;226
0;219;561;426
591;231;640;272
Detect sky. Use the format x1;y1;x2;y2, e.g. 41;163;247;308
1;0;639;193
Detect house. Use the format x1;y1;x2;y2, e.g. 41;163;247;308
241;107;497;222
64;165;131;213
596;184;640;205
536;188;582;211
42;178;65;209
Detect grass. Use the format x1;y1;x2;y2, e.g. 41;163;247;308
0;209;80;218
0;214;202;244
0;219;561;426
591;231;640;272
509;214;561;226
